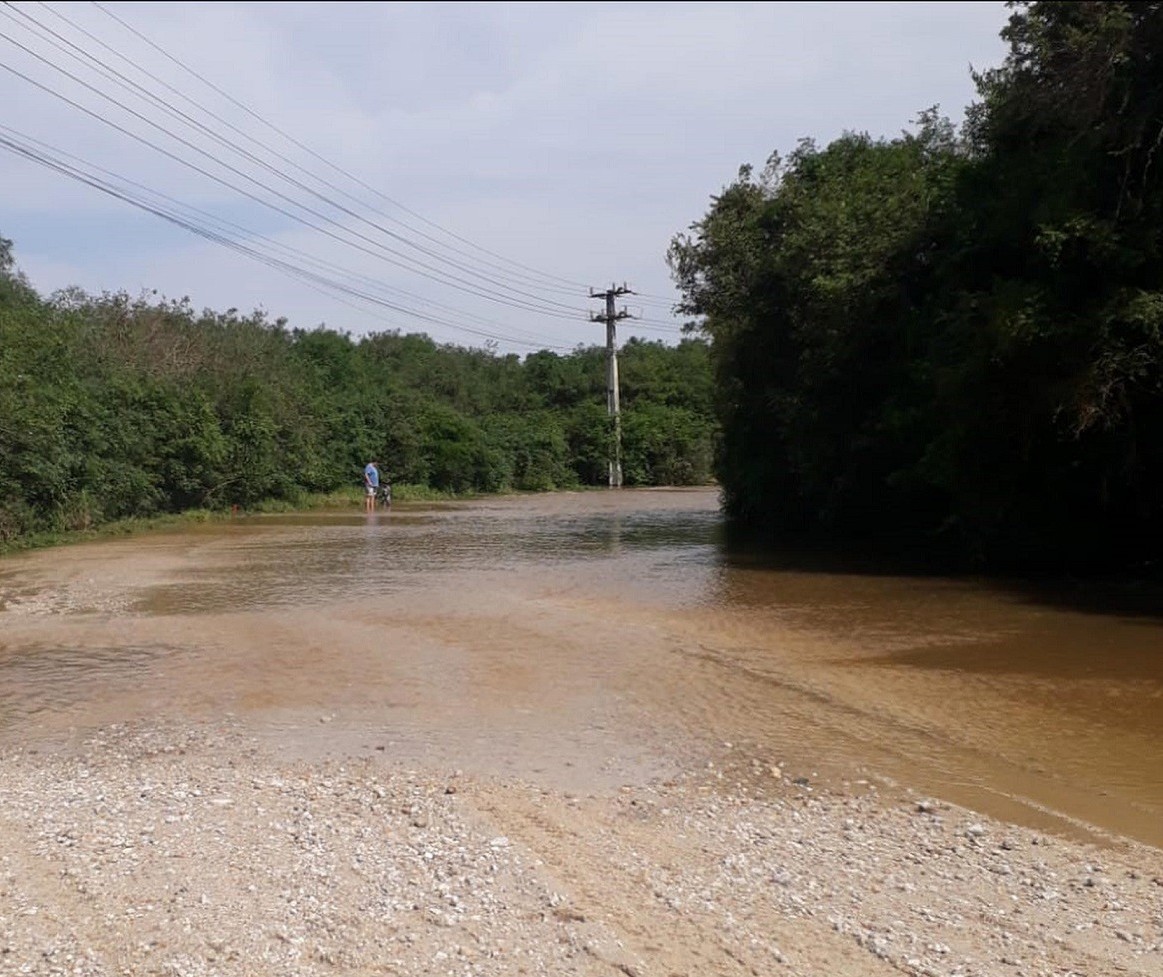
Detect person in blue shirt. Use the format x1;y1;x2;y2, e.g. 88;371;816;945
363;460;380;513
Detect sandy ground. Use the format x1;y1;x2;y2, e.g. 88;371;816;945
1;497;1161;976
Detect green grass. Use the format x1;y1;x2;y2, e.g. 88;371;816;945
249;488;361;512
0;481;715;557
389;482;476;503
249;484;481;511
0;508;225;557
0;485;479;556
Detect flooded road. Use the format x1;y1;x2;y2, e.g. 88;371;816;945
1;488;1161;848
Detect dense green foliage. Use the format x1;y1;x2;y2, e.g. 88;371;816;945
0;238;713;545
670;1;1163;569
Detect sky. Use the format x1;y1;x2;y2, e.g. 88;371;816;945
0;1;1012;353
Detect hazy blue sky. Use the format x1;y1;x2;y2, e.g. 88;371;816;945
0;2;1011;352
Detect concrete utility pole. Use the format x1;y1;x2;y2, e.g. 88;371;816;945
589;283;634;488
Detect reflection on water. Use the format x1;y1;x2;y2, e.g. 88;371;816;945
140;501;723;615
2;488;1161;846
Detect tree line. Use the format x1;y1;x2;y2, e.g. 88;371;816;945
669;1;1163;570
0;240;714;545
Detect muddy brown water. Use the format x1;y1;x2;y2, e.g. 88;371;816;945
1;488;1160;848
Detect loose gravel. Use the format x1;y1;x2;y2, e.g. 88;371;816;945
2;721;1160;977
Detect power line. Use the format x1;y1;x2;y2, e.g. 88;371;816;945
6;4;591;335
0;15;590;321
0;132;560;349
0;125;574;351
0;28;592;324
1;4;691;350
86;0;593;295
19;0;592;302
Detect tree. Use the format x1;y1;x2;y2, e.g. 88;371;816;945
0;233;718;549
669;1;1163;569
929;0;1163;565
670;123;963;539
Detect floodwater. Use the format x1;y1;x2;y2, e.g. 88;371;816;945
1;488;1161;848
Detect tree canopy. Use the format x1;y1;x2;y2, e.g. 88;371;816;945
670;1;1163;569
